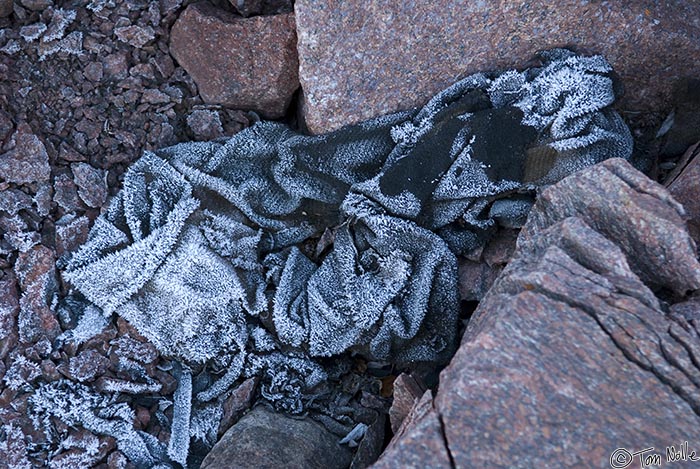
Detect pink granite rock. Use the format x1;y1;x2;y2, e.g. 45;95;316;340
373;159;700;468
295;0;700;134
170;2;299;118
666;142;700;244
0;123;51;184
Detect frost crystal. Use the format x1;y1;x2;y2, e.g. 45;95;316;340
62;50;633;466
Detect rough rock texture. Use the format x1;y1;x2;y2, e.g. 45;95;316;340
0;276;19;360
13;245;60;344
374;158;700;468
295;0;700;133
388;373;425;434
0;123;51;184
170;2;299;118
0;0;13;18
667;142;700;244
201;407;353;469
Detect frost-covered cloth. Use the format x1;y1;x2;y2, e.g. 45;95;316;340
61;50;632;465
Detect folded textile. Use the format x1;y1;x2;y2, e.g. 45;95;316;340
63;49;633;423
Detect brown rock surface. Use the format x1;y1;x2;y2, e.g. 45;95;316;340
667;142;700;244
0;0;12;18
374;159;700;468
295;1;700;134
170;3;299;118
13;245;60;343
201;407;353;469
0;123;51;184
0;276;20;360
388;373;425;434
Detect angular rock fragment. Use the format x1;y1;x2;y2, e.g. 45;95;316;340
0;123;51;184
0;0;13;18
114;25;156;49
375;158;700;468
201;407;353;469
55;214;91;257
0;277;20;360
71;162;107;208
0;189;33;216
388;373;424;434
68;350;110;382
13;245;60;343
170;2;299;118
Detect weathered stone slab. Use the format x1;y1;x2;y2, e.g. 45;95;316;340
295;1;700;133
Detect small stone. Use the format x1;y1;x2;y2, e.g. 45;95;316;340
114;25;156;48
217;377;257;437
389;373;425;434
68;349;110;382
0;110;13;143
40;359;61;381
170;3;299;118
0;276;20;360
0;189;33;216
19;0;52;10
111;335;158;364
0;40;21;56
19;23;47;42
0;123;51;184
58;142;87;161
83;62;104;82
43;8;77;42
141;88;170;104
13;245;60;343
103;52;129;80
667;142;700;244
457;259;502;302
482;228;519;267
55;214;91;257
0;0;13;18
53;172;85;212
186;109;224;141
33;182;52;217
71;162;107;208
202;407;354;469
37;30;83;61
107;450;128;469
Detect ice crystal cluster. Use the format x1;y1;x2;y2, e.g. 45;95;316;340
55;49;632;466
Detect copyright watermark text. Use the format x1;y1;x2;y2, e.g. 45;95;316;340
610;441;699;468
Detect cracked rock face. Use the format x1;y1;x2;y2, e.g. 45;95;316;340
374;158;700;468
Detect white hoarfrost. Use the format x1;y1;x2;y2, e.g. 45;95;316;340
47;49;633;467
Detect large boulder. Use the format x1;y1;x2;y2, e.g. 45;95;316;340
170;2;299;118
374;158;700;468
295;1;700;133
